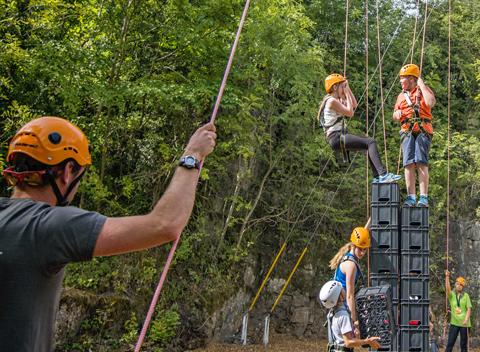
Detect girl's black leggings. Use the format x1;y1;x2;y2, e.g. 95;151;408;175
327;132;387;177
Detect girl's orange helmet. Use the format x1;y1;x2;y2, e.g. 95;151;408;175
7;116;91;167
350;227;371;249
325;73;346;93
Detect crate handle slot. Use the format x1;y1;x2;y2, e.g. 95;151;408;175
410;245;421;250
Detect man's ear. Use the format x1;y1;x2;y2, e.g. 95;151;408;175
58;161;77;185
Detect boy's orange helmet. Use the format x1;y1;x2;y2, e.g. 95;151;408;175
350;227;371;249
456;277;466;286
325;73;346;93
7;116;91;167
399;64;420;78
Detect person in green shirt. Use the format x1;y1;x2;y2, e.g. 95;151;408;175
445;270;472;352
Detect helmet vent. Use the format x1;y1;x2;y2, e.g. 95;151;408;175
48;132;62;144
64;147;79;154
16;142;38;148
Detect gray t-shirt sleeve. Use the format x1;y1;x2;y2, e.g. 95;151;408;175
338;315;354;335
32;206;107;274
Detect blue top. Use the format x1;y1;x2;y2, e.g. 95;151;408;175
334;252;361;291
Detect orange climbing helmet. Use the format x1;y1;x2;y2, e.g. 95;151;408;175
350;227;371;249
6;116;91;167
399;64;420;78
456;277;466;287
325;73;346;93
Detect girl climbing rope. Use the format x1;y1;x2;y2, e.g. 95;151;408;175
318;74;401;183
329;227;370;337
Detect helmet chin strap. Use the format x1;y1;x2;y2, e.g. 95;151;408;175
45;169;86;206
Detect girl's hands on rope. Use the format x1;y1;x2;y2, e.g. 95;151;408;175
184;122;217;161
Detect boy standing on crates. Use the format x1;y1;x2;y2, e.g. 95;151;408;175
393;64;436;207
319;281;381;351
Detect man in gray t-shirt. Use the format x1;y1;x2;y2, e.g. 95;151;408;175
320;280;380;351
0;116;216;351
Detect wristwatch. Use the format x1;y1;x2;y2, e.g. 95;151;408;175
179;155;200;169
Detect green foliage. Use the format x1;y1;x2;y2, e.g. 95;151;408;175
1;0;480;349
148;306;181;346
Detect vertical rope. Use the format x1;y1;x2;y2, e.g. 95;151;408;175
419;0;428;72
134;1;252;350
410;0;420;63
396;144;402;175
375;0;388;172
344;0;349;76
365;0;370;218
446;0;451;316
365;0;370;286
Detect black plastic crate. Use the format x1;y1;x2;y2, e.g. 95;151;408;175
372;204;400;226
356;285;396;350
392;299;399;325
401;206;429;227
371;183;400;204
371;225;400;251
400;275;429;301
400;301;429;326
400;227;429;251
375;330;398;352
399;325;429;351
400;250;429;276
371;274;400;301
371;250;400;275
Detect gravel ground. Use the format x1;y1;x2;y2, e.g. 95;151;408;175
192;335;480;352
192;335;368;351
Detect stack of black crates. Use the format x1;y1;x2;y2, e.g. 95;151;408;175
370;182;401;351
400;203;429;351
369;183;429;351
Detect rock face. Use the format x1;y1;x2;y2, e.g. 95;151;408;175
210;262;328;345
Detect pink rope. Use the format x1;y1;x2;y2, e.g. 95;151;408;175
134;1;251;350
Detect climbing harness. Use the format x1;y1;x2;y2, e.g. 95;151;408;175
317;96;351;163
134;0;252;350
335;254;365;292
400;90;431;137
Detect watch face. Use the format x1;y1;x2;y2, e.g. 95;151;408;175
185;156;196;167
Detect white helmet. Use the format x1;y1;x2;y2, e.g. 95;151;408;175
319;281;343;309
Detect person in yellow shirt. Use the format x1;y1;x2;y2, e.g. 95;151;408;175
445;270;472;352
